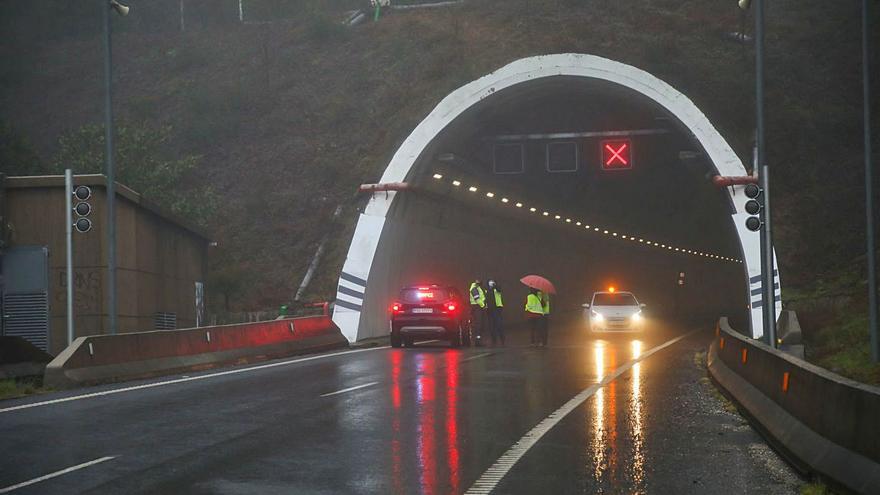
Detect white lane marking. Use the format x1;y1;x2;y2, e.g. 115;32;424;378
0;346;389;414
462;352;492;362
411;339;441;345
0;456;116;493
320;381;379;397
464;331;696;495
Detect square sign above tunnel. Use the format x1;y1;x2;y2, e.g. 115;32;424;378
601;139;633;170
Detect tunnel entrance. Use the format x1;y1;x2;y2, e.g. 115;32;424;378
333;54;781;342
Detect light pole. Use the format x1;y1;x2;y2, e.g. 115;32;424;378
103;0;128;336
65;169;74;345
740;0;777;346
863;0;878;362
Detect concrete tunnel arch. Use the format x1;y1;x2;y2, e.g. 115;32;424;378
332;53;781;342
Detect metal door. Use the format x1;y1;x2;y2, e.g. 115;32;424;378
1;246;50;351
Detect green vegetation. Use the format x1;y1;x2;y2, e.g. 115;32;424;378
807;312;880;385
0;122;42;176
789;261;880;386
0;377;50;401
52;123;218;228
800;482;831;495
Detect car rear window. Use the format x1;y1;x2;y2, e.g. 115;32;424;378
400;287;451;303
593;293;638;306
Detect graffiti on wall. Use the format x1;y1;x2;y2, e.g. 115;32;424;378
56;269;102;313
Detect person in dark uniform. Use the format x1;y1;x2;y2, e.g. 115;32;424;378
485;279;505;346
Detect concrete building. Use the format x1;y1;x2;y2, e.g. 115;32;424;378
0;174;210;355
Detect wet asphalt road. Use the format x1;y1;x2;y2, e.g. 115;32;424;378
0;318;802;494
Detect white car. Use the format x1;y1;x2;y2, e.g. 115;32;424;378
584;290;646;333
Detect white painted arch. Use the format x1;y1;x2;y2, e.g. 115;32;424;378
332;53;781;342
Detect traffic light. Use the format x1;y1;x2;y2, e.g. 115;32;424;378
744;183;762;232
73;185;92;233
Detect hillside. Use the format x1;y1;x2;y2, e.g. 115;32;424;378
1;0;877;317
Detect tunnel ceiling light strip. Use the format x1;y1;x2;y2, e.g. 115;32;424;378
431;171;743;263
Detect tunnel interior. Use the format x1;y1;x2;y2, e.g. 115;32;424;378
359;76;749;338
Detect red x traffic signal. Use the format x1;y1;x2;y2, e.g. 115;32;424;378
601;139;632;170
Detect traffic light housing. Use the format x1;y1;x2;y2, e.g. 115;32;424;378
73;185;92;233
744;183;762;232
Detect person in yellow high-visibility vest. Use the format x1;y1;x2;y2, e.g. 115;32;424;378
469;279;487;346
485;280;505;346
525;288;544;346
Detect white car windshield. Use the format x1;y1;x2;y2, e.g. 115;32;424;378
593;293;638;306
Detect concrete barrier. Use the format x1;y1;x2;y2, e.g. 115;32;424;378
708;317;880;494
44;315;348;389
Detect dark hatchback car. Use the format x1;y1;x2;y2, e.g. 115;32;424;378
390;285;472;348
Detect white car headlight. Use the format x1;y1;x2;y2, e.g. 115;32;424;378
631;311;642;322
591;310;604;322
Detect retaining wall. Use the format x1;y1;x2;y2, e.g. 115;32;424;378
44;315;348;389
708;317;880;494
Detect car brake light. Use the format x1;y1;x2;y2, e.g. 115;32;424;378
391;302;402;313
446;303;456;312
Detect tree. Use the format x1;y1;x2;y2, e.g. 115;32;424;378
52;123;217;228
0;122;43;176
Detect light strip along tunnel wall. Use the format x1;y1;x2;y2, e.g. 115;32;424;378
333;54;782;342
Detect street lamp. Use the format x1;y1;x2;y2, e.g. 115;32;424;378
103;0;128;336
739;0;777;347
862;0;878;362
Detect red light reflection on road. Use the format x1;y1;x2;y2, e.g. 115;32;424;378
388;349;462;495
445;350;461;493
392;351;402;409
416;354;437;495
391;350;403;493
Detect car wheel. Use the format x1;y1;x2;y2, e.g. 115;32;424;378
404;337;415;348
390;332;402;348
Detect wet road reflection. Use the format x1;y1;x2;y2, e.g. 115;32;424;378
389;349;461;495
630;340;645;491
589;338;647;493
389;335;655;494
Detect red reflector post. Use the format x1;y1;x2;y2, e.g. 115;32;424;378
712;175;759;188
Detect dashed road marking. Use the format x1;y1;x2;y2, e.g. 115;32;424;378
462;352;493;362
0;456;116;493
320;381;379;397
464;331;696;494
